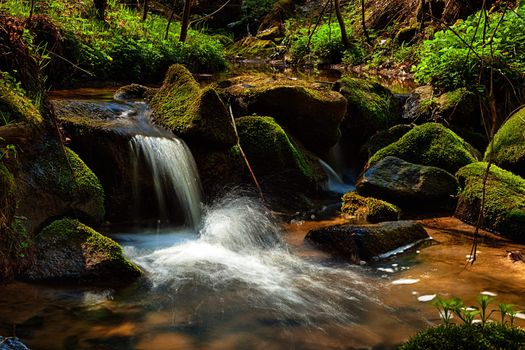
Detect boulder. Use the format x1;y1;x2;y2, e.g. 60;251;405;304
220;74;347;154
150;64;236;146
113;83;157;101
361;124;414;160
333;76;401;149
357;156;459;210
455;162;525;242
24;218;141;285
16;142;105;231
305;220;429;263
341;192;400;223
236;116;324;187
369;122;477;174
486;107;525;178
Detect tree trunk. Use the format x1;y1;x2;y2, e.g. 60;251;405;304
142;0;149;21
179;0;193;42
334;0;350;47
361;0;371;45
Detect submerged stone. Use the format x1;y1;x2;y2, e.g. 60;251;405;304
24;218;141;285
305;220;429;263
455;162;525;242
357;156;459;210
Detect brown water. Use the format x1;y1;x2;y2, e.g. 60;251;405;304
1;214;524;350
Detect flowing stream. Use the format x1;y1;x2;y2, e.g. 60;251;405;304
1;89;525;349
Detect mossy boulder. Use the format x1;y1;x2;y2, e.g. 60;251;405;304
357;156;459;210
150;64;236;146
0;73;43;126
16;142;105;230
361;124;414;160
401;323;525;350
0;163;15;203
341;192;400;223
369;123;477;174
333;76;401;148
236;116;323;187
455;162;525;241
305;220;429;263
24;219;141;285
486;107;525;178
221;74;347;154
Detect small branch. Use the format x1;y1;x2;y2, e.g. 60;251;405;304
190;0;232;26
228;104;265;203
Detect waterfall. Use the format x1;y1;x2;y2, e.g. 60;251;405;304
130;135;202;229
318;159;355;194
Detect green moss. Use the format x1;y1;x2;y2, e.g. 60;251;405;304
336;76;400;146
438;88;472;110
40;218;140;274
236;116;315;183
486;107;525;177
369;123;477;174
456;162;525;241
150;64;235;145
0;163;15;201
35;143;105;222
362;124;414;160
341;192;400;223
401;323;525;350
0;72;43;125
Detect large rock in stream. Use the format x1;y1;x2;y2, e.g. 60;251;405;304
305;220;429;263
486;107;525;178
455;162;525;242
23;219;141;285
357;156;459;210
219;74;347;155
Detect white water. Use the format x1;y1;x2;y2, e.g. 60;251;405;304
130;135;202;229
120;194;378;325
318;159;355;194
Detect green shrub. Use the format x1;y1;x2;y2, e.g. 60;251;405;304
414;4;525;92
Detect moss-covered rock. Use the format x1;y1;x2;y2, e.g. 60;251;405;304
305;220;429;263
341;192;400;223
24;219;141;285
455;162;525;241
361;124;414;160
0;75;43;125
221;74;347;154
0;163;15;203
357;156;459;210
369;122;477;174
16;142;105;230
150;64;236;146
236;116;322;186
486;107;525;178
401;323;525;350
334;76;401;148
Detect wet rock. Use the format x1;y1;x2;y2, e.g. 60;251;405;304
150;64;236;147
113;84;157;101
486;107;525;178
357;156;459;210
341;192;400;223
369;122;478;174
23;218;141;285
236;116;325;188
305;220;429;263
455;162;525;242
333;76;401;151
16;142;105;230
220;74;347;155
0;337;30;350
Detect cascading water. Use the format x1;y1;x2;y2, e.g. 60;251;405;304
318;159;355;194
129;135;202;229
